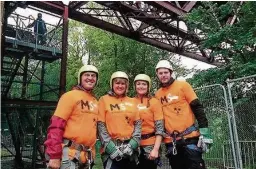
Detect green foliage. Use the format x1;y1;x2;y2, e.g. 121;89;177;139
66;21;87;90
85;27;170;97
66;20;193;97
186;2;256;87
43;61;60;101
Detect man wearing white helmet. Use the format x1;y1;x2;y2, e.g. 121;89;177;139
154;60;213;169
97;71;141;169
44;65;99;169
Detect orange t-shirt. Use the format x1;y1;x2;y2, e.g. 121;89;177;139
98;95;140;141
155;80;200;143
134;97;163;146
54;90;98;147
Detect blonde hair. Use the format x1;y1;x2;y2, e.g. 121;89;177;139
113;78;128;85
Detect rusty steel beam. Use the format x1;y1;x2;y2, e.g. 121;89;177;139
69;10;131;37
146;1;186;16
2;57;23;98
69;10;221;66
29;1;64;16
175;1;182;8
121;14;134;31
68;1;77;8
98;2;200;43
182;1;197;12
138;23;150;31
29;1;220;65
39;60;45;100
21;56;28;98
59;5;68;96
114;11;127;29
140;37;221;66
69;1;88;9
42;1;64;11
2;99;57;106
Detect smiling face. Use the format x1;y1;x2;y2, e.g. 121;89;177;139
156;68;172;84
135;80;148;96
112;78;128;96
80;72;97;90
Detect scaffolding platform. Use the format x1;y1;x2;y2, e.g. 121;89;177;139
4;13;63;62
5;37;62;61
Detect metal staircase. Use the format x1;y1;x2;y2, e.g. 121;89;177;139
1;55;23;98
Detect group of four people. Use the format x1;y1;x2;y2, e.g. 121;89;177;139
44;60;212;169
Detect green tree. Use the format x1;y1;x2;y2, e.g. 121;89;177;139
82;25;193;97
186;1;256;87
66;21;88;90
66;21;194;98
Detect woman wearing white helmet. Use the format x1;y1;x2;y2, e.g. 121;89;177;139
97;71;141;169
44;65;99;169
133;74;164;169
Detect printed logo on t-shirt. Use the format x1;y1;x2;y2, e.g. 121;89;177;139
160;93;179;104
80;100;97;114
109;102;134;112
137;104;148;110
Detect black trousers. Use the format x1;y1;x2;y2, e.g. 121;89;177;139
166;138;206;169
137;149;157;169
103;158;137;169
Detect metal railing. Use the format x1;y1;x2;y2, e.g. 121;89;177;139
6;13;63;53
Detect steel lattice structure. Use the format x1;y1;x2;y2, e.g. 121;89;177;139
30;1;222;66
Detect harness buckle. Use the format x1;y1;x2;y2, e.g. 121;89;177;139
115;139;123;147
115;155;122;161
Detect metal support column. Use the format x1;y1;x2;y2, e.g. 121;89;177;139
40;61;45;99
1;2;7;73
21;56;28;98
31;60;46;168
59;5;68;96
31;110;39;169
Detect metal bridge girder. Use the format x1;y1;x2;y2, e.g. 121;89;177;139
27;1;222;66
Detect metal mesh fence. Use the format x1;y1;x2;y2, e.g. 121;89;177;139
195;84;236;169
227;75;256;169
